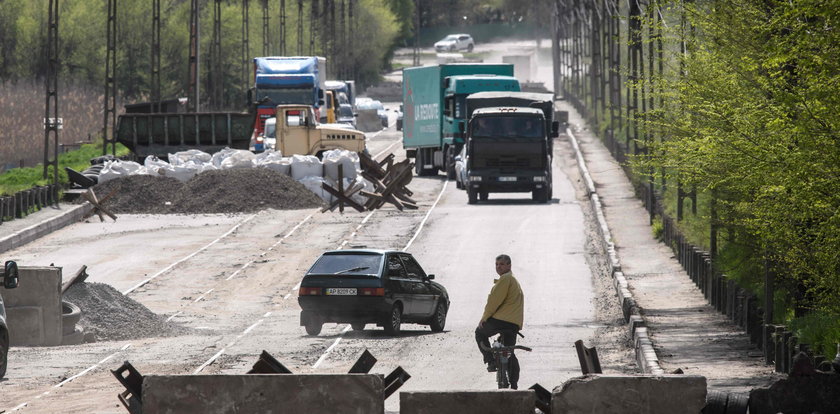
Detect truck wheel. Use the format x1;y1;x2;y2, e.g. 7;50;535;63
0;336;7;379
479;191;489;201
532;188;548;203
445;148;456;180
467;188;478;204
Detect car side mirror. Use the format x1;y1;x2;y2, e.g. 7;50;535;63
4;260;19;289
551;121;560;137
427;274;435;280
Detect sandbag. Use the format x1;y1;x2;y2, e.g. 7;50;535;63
169;149;212;167
322;149;359;182
298;176;332;203
98;160;144;184
290;154;323;180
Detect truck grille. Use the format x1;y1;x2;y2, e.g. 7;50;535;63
485;157;531;168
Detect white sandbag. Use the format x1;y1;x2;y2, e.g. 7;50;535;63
290;154;323;180
322;149;359;182
98;160;143;184
253;149;284;165
143;155;173;176
220;150;256;169
169;149;211;167
163;165;199;182
298;176;331;203
211;147;239;168
259;158;291;175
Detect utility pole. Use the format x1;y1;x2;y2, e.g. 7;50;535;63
103;0;117;155
44;0;59;183
242;0;251;95
188;0;201;112
152;0;161;112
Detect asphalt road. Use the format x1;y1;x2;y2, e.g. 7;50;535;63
0;41;608;413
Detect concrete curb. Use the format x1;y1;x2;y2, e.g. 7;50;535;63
567;128;664;376
0;203;93;255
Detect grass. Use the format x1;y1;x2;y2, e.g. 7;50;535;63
0;142;130;195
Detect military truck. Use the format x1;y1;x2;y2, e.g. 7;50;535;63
461;93;560;204
402;64;520;178
263;104;365;156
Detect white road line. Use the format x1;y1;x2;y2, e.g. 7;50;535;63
194;318;265;374
312;325;352;369
122;214;257;295
7;344;132;413
403;180;448;251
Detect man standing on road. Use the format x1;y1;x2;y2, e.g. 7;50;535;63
475;254;524;389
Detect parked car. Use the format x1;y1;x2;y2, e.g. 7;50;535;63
1;260;20;379
434;34;475;53
356;99;388;128
396;104;404;131
337;103;357;128
454;145;467;190
298;249;449;336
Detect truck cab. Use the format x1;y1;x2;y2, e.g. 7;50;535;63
1;260;20;379
272;105;366;157
464;107;558;204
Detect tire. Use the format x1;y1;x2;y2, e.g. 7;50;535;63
467;187;478;204
429;301;447;332
532;188;548;203
445;147;456;180
351;323;366;331
383;304;402;335
702;390;728;414
62;300;82;335
304;321;323;336
725;393;749;414
479;191;489;201
467;44;474;52
456;178;463;190
0;336;7;379
497;360;509;389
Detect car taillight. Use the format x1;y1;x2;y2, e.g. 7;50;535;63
358;288;384;296
299;287;322;296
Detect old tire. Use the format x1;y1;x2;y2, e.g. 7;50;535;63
383;304;402;335
429;301;447;332
702;390;728;414
62;300;82;335
351;323;366;331
467;188;478;204
304;321;323;336
725;393;749;414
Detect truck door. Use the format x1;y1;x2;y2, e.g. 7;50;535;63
281;108;311;156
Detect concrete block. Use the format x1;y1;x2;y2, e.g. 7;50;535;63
400;390;535;414
0;266;63;346
552;374;706;414
142;374;383;414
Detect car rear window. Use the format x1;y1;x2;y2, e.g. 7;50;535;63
307;253;383;276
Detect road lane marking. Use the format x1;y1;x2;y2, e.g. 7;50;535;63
7;344;132;413
194;318;266;374
403;179;448;251
122;214;257;295
312;325;352;369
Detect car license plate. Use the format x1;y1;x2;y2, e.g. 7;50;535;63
326;288;357;296
498;176;517;182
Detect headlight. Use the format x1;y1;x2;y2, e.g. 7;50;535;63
533;176;546;182
469;176;482;182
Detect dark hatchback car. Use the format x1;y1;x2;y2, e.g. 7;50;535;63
298;249;449;336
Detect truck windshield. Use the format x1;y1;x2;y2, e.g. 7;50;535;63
307;253;383;276
257;88;314;106
265;121;276;138
472;116;544;138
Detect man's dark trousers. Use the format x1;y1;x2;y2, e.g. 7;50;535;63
475;317;520;387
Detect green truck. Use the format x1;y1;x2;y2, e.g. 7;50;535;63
402;64;520;178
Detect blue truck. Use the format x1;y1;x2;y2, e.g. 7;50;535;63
252;56;327;139
402;64;520;178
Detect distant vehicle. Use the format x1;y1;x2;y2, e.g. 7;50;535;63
356;99;388;128
434;34;475;53
257;105;365;156
454;145;467;190
396;104;404;131
337;103;357;128
1;260;20;379
298;249;449;336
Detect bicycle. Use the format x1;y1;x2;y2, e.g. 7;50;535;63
480;331;532;389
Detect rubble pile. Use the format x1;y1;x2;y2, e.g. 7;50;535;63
91;168;323;214
64;282;191;341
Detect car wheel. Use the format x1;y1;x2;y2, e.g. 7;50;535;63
456;178;463;190
304;320;323;336
429;301;447;332
479;191;489;201
351;323;366;331
467;44;474;52
383;303;402;335
467;187;478;204
0;336;8;379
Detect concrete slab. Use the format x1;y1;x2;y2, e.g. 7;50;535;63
142;374;384;414
400;390;536;414
552;374;706;414
0;203;92;255
0;266;62;346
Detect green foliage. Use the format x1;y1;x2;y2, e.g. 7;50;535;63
0;142;129;195
789;312;840;358
651;217;663;241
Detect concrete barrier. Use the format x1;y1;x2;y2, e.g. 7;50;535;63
0;203;93;255
1;266;63;346
400;390;535;414
552;374;706;414
142;374;383;414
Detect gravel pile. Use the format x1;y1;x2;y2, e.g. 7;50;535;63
91;168;324;214
63;282;191;342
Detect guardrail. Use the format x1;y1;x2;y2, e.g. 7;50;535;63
0;184;60;225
